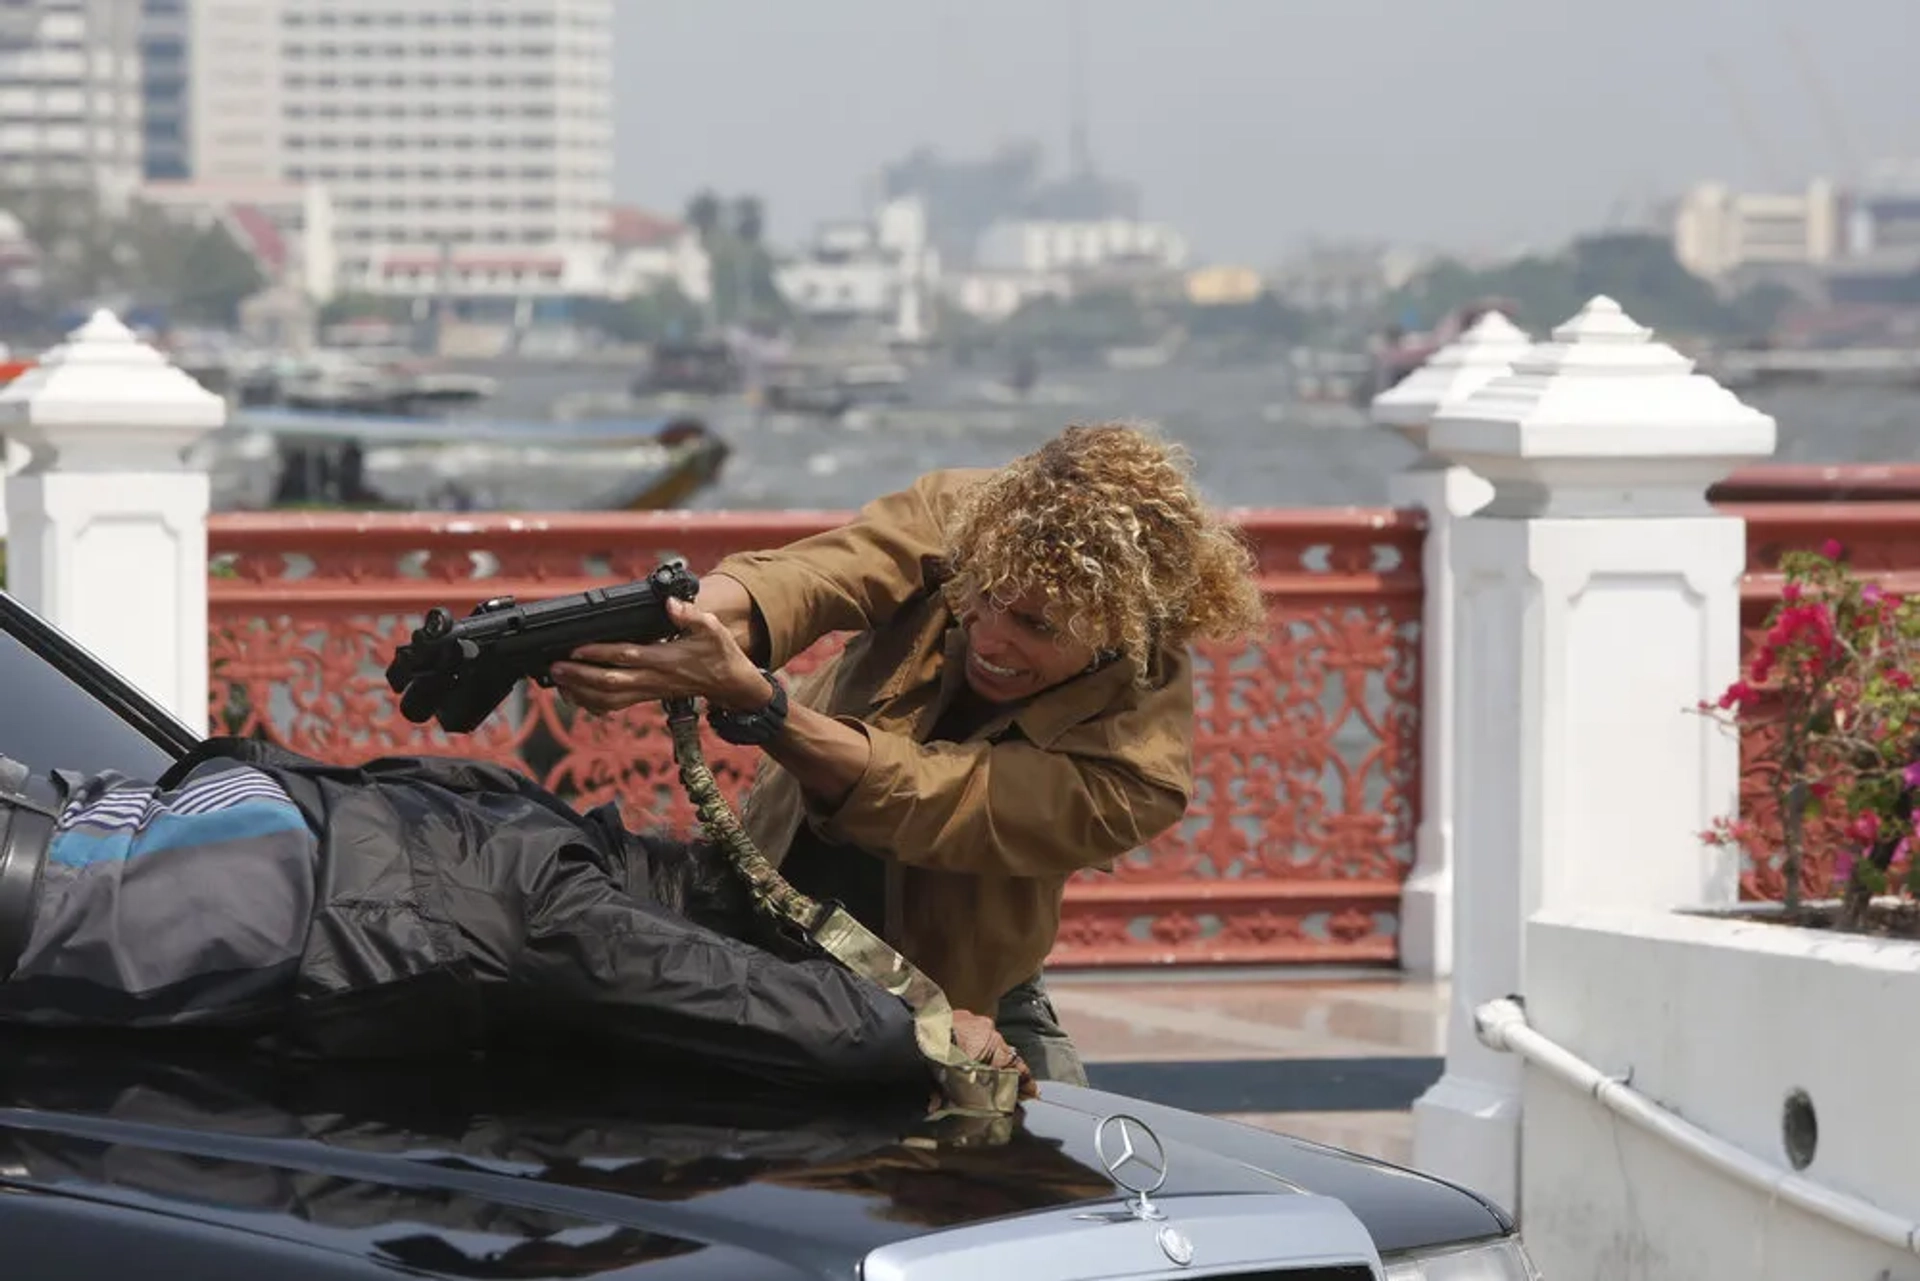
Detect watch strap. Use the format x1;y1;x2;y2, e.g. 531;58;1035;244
706;669;788;746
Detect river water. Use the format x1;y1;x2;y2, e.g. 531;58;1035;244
468;357;1920;514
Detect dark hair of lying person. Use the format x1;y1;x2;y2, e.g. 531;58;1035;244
635;829;808;962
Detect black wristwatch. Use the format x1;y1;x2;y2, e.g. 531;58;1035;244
707;669;789;746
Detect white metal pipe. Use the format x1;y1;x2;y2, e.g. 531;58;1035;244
1474;996;1920;1255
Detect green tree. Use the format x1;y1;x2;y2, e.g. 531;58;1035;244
0;183;126;304
731;195;764;246
1181;290;1311;343
575;284;706;344
684;190;723;244
678;190;785;327
1725;281;1800;339
170;221;269;326
318;291;413;327
999;288;1163;354
1380;232;1778;342
5;193;268;327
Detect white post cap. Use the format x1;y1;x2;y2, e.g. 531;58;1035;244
1428;296;1777;518
0;309;228;473
1371;310;1534;449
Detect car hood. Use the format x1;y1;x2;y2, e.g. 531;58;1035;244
0;1040;1506;1278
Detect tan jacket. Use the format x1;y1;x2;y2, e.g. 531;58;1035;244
712;468;1194;1015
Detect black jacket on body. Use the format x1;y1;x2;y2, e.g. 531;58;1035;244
110;738;932;1093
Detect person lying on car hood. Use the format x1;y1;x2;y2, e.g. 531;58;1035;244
0;738;1032;1106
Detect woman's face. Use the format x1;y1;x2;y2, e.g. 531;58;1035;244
958;590;1099;704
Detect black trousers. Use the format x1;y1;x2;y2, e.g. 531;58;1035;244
994;973;1089;1086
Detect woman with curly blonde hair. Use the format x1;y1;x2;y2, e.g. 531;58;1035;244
553;422;1266;1085
940;423;1264;690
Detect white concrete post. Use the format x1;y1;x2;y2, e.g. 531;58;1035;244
1407;296;1776;1216
0;310;226;732
1371;312;1532;979
0;434;24;540
0;342;25;539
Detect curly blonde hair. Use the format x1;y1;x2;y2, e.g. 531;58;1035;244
940;423;1265;678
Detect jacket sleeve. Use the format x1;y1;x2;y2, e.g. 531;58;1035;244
807;706;1194;879
710;467;992;670
518;869;931;1091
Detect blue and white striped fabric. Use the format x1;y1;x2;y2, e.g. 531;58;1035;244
6;761;321;1019
49;764;313;867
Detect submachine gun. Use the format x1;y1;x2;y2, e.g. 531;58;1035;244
384;566;1022;1119
386;563;700;734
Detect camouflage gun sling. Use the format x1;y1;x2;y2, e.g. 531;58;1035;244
662;698;1023;1119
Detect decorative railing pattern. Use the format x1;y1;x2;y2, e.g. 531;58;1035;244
207;508;1426;969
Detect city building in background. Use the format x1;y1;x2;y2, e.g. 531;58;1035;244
0;0;145;209
878;140;1141;273
942;214;1189;320
3;3;1204;347
140;0;284;186
604;204;710;306
276;0;613;317
1667;163;1920;336
1671;178;1841;290
941;268;1071;324
973;217;1188;278
30;1;1917;355
776;195;938;342
1185;264;1265;308
136;176;336;302
139;0;319;311
1270;242;1430;317
137;0;190;180
131;0;635;346
1827;159;1920;309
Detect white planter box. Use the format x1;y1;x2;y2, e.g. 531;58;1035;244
1518;904;1920;1281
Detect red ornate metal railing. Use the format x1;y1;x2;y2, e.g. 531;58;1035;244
1727;500;1920;900
207;508;1426;969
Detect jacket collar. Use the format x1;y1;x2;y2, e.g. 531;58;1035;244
926;624;1145;749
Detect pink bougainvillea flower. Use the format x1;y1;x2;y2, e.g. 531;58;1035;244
1764;601;1840;660
1835;848;1861;883
1707;541;1920;913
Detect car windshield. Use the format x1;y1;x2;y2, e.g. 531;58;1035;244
0;593;186;781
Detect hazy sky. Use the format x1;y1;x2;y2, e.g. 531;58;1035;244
612;0;1917;267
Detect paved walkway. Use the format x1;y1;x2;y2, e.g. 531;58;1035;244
1049;967;1448;1170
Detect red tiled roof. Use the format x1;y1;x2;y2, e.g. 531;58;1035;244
608;205;686;248
224;203;289;275
380;255;564;273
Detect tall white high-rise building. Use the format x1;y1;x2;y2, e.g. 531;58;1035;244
142;0;285;185
141;0;615;306
0;0;145;209
277;0;614;303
